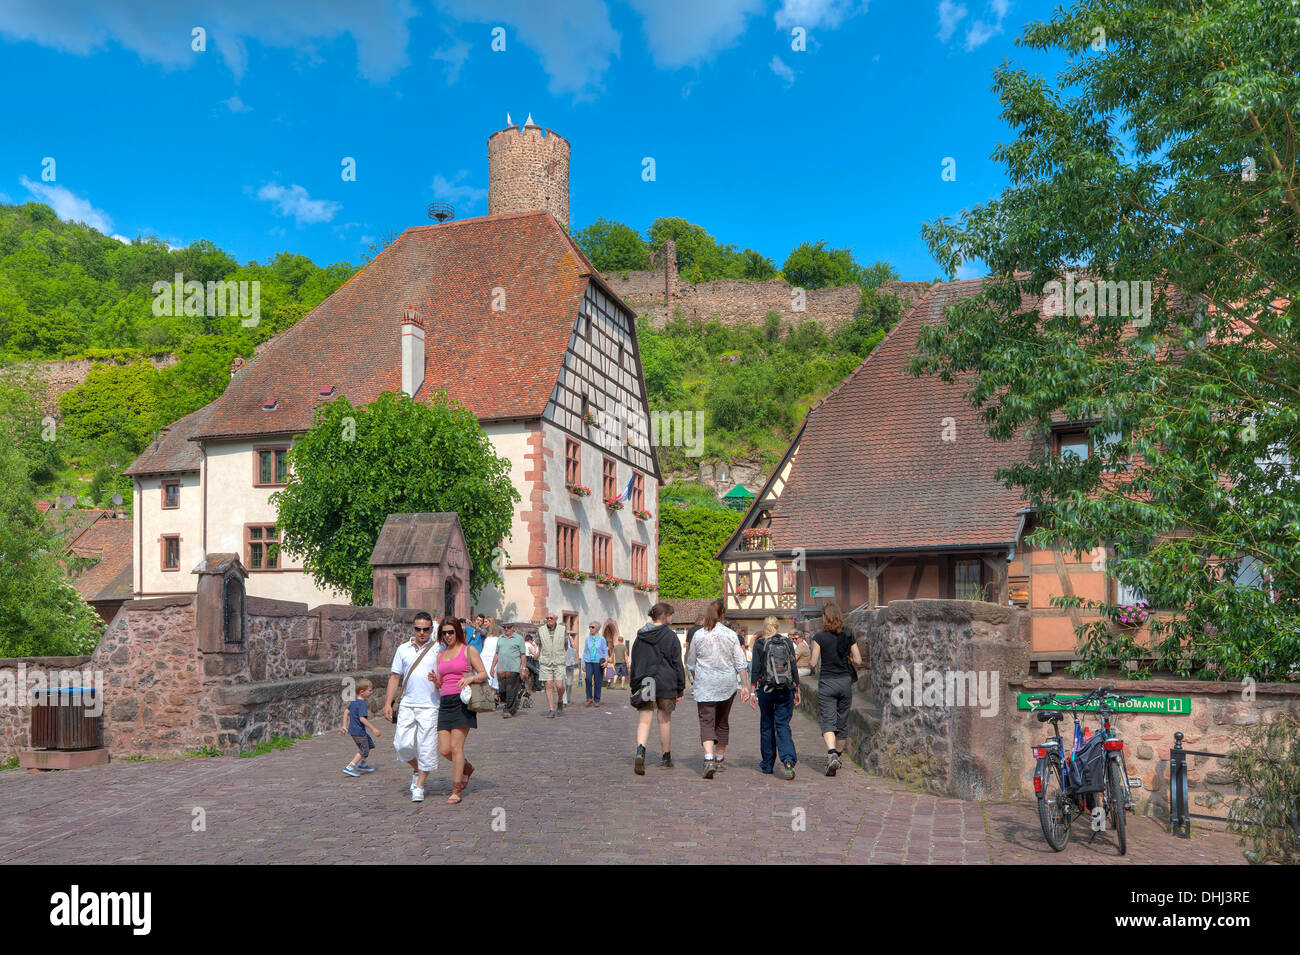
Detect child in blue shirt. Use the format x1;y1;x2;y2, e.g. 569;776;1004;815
341;679;382;777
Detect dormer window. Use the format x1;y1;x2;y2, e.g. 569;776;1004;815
262;397;278;411
319;385;335;398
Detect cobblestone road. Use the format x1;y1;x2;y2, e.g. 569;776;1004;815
0;690;1244;864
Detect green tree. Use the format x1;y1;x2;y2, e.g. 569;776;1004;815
913;0;1300;680
58;361;160;453
272;391;520;604
0;428;102;657
657;485;740;598
648;217;747;281
573;218;650;271
780;240;862;289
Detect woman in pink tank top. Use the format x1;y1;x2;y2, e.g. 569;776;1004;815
430;617;488;804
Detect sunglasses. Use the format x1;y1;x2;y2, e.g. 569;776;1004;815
414;626;432;633
440;629;456;636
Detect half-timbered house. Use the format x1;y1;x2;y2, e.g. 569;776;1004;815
126;208;662;640
718;279;1122;671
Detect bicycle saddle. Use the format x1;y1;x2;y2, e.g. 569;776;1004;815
1036;710;1063;723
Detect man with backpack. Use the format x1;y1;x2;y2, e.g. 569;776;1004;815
748;616;800;779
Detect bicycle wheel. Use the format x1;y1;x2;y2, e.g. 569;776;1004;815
1107;760;1128;856
1037;758;1071;851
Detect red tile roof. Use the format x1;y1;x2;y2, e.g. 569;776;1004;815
764;279;1034;553
189;210;592;442
123;403;211;476
66;517;134;603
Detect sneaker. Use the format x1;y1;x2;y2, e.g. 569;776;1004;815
660;752;673;769
547;710;556;719
826;751;841;776
411;786;425;803
557;701;564;715
357;763;376;774
634;745;646;776
703;758;716;779
501;712;512;719
761;767;774;775
410;772;420;792
343;765;361;777
783;762;796;780
715;758;726;772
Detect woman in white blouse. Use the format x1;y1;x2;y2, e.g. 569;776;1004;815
684;599;751;778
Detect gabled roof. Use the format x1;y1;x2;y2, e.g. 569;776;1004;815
763;279;1033;554
369;512;465;567
124;404;211;476
188;210;593;442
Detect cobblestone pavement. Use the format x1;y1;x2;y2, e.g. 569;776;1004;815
0;690;1245;864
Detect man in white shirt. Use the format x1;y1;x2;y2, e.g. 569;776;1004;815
385;612;441;803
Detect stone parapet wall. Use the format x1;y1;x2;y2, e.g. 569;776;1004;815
1;595;417;762
844;599;1031;800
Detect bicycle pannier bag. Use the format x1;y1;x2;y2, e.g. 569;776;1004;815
1066;733;1107;794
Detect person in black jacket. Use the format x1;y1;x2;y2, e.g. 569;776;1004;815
629;601;686;775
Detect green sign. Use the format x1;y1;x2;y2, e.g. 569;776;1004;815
1017;693;1192;715
810;586;835;598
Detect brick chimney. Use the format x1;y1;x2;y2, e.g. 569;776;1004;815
400;304;426;398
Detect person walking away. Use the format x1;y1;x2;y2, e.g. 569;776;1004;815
748;617;800;779
808;602;864;776
340;679;383;776
564;627;580;706
491;622;527;718
385;613;441;803
684;615;705;657
629;602;685;774
537;612;568;718
684;599;750;778
611;631;629;688
433;617;488;804
583;622;608;706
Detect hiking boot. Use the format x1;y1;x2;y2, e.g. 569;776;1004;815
826;751;841;776
783;762;796;780
660;752;673;769
714;757;726;772
703;758;717;779
634;745;646;776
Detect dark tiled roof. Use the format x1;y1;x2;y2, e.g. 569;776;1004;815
768;279;1033;553
123;404;210;476
659;597;719;625
369;513;463;567
46;508;110;545
67;517;134;603
189;211;591;442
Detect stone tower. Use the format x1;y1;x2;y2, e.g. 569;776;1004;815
487;117;570;228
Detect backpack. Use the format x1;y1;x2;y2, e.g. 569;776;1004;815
762;636;796;690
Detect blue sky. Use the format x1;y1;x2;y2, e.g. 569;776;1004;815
0;0;1066;280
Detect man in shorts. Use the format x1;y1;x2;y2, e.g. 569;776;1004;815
536;611;568;718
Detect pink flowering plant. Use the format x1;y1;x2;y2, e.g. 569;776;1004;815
566;483;591;498
1114;601;1151;627
596;573;621;589
559;567;587;582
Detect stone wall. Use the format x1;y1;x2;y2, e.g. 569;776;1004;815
801;599;1031;801
790;597;1300;828
1;594;418;762
14;355;176;416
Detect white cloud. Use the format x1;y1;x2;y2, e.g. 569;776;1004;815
432;171;488;209
111;234;131;244
433;0;619;97
19;175;115;233
964;19;998;49
774;0;869;30
955;260;985;280
937;0;967;42
0;0;417;82
432;37;471;84
769;55;795;86
254;182;341;225
223;94;252;113
628;0;763;70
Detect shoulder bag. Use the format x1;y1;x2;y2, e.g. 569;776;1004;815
391;640;437;723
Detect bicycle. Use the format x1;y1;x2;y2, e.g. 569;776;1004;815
1026;685;1141;855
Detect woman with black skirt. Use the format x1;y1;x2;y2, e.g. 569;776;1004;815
431;616;488;804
